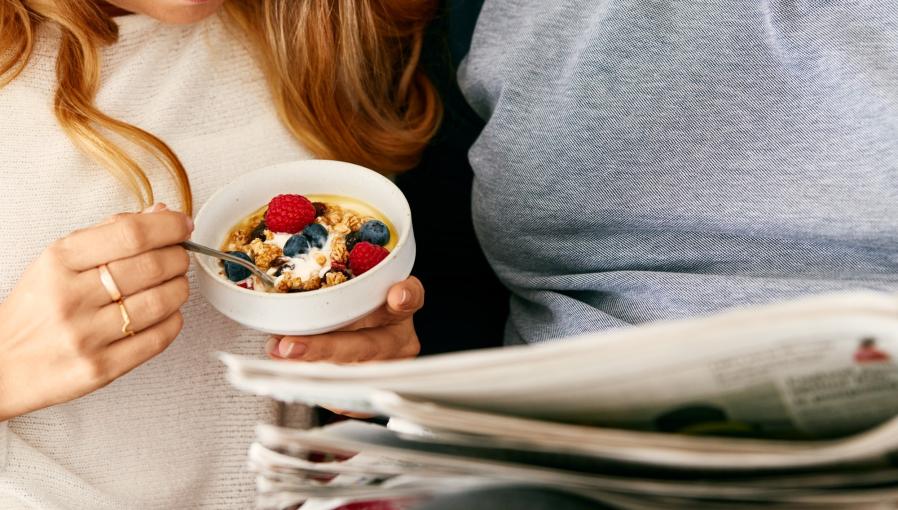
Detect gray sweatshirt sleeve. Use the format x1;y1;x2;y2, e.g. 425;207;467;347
458;0;898;345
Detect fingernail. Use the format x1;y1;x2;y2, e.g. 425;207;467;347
398;289;411;307
279;341;306;358
186;215;195;232
265;337;278;355
141;203;168;213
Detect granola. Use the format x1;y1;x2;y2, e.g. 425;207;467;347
324;271;348;287
243;238;283;270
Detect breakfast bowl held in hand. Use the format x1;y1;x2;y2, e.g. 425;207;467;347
193;160;415;335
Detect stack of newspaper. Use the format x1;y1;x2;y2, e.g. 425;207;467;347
222;291;898;509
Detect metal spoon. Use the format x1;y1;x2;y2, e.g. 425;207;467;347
181;240;277;288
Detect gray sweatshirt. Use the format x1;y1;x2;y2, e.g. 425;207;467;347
458;0;898;345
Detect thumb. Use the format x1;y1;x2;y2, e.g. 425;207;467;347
341;276;424;330
384;276;425;320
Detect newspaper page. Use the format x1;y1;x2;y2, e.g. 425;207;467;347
377;392;898;471
222;291;898;438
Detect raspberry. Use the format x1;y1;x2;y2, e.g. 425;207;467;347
348;242;389;276
264;194;315;233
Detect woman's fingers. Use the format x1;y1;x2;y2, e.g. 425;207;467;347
264;277;424;364
95;311;184;386
96;203;168;226
98;212;134;226
271;322;419;363
78;245;190;307
89;276;190;345
55;210;193;271
341;277;425;331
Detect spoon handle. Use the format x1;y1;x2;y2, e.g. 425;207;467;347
181;240;277;288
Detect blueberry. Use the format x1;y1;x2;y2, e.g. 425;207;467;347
224;251;253;282
283;234;310;257
249;221;267;242
360;220;390;246
345;231;361;252
302;223;328;249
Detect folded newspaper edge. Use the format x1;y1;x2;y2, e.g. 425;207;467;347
374;391;898;470
250;420;898;508
223;290;898;440
221;290;898;381
224;290;898;483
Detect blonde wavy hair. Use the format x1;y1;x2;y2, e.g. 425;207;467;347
0;0;441;215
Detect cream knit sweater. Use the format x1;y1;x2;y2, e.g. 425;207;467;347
0;14;311;509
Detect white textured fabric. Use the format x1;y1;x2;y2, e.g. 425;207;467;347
0;14;312;509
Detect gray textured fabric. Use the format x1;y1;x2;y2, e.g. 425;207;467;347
458;0;898;345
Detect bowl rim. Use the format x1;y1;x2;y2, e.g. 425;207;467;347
193;159;412;300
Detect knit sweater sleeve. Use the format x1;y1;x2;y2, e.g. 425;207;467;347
0;421;7;471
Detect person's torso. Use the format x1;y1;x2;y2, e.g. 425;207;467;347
0;14;310;509
459;0;898;344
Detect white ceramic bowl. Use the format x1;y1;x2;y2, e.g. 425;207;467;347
193;160;415;335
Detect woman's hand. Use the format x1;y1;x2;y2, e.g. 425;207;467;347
266;277;423;418
0;204;193;421
265;276;424;363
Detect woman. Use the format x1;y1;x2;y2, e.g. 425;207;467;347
0;1;437;508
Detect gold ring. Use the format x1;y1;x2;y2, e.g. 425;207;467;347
98;264;123;302
118;299;135;337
